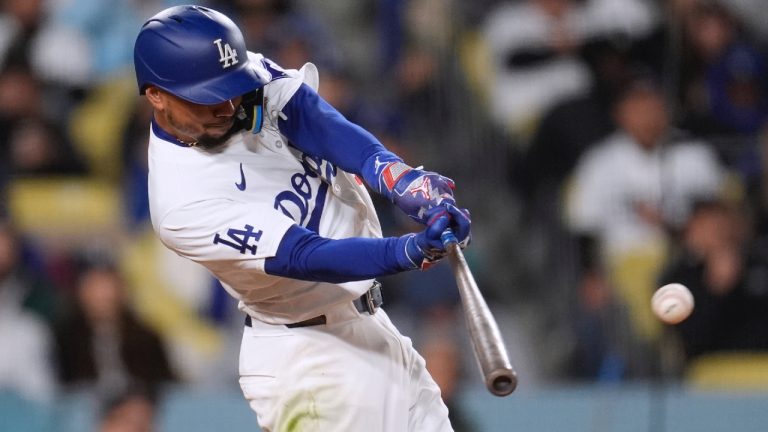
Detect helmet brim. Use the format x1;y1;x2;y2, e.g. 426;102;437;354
160;59;266;105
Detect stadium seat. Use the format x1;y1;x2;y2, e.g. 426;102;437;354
7;177;121;242
68;75;137;182
686;352;768;391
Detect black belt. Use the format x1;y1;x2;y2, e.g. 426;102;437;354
245;281;383;329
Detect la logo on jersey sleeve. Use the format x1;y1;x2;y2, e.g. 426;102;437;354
213;224;263;255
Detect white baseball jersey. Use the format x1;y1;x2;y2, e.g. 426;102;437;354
148;53;382;325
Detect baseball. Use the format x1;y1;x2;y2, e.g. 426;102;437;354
652;283;694;324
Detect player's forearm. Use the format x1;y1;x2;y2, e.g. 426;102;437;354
264;224;420;283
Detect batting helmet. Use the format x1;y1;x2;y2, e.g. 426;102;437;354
134;5;266;105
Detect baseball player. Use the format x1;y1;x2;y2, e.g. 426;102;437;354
134;5;471;431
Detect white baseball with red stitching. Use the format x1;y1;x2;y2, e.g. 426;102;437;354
652;283;694;324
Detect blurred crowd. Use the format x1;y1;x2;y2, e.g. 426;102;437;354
501;0;768;385
2;0;768;429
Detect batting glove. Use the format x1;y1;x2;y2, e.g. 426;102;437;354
376;160;457;225
404;205;471;269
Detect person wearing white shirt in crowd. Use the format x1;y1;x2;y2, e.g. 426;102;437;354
0;222;55;403
482;0;657;138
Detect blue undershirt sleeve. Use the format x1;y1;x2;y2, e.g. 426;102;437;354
277;83;401;195
264;224;419;283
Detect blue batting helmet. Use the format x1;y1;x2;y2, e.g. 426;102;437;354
134;5;265;105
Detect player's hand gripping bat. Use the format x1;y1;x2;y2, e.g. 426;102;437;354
442;231;518;396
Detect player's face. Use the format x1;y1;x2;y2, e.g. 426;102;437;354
146;87;243;148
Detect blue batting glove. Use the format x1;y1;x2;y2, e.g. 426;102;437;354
403;205;471;269
442;203;471;248
377;161;457;224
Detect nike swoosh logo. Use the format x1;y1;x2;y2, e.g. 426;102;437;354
235;163;246;191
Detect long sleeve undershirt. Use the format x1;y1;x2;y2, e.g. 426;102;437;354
265;225;419;282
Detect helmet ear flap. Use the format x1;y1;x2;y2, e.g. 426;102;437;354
235;88;265;134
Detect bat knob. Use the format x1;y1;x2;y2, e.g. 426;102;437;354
441;229;458;247
489;370;518;397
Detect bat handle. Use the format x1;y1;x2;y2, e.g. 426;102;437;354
440;229;459;247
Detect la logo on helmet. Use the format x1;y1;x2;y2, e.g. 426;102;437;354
213;38;238;68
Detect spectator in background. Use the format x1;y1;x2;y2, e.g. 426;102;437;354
0;221;56;403
0;215;62;324
0;66;42;184
567;71;725;266
0;66;88;186
678;0;768;139
481;0;657;140
0;0;91;114
45;0;188;83
98;385;158;432
515;40;632;205
53;256;176;396
565;70;726;378
0;0;45;69
8;116;87;177
567;267;636;380
677;0;768;235
228;0;340;70
658;199;768;361
721;0;768;44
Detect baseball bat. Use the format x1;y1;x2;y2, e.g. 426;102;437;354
442;231;517;397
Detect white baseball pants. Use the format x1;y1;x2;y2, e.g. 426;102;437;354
239;304;453;431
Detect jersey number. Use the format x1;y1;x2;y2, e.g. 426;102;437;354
213;224;263;255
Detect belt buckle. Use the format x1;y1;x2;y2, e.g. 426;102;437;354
366;281;381;314
365;291;377;314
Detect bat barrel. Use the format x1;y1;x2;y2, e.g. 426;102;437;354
466;291;517;396
442;233;518;397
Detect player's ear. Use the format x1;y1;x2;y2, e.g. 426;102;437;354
144;86;166;111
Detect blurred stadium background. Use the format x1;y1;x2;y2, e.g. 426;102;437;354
1;0;768;431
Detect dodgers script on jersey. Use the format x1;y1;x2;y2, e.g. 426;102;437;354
148;53;382;324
